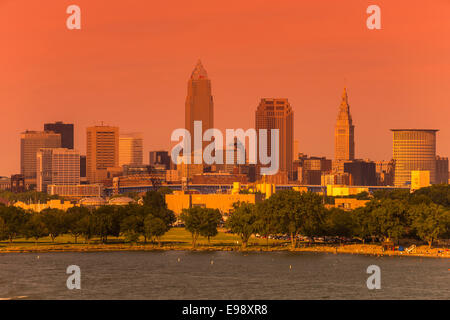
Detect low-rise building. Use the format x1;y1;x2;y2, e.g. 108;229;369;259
0;176;10;191
326;185;369;197
48;184;103;199
165;191;265;216
333;198;369;210
14;199;76;212
411;170;430;191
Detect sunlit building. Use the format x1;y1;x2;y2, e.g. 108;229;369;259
119;133;143;167
411;170;431;191
255;98;294;179
48;184;103;199
86;125;119;183
185;60;214;165
334;88;355;161
391;129;438;187
20;130;61;184
36;148;80;192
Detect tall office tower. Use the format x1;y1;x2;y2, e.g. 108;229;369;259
20;131;61;183
86;125;119;183
36;148;80;192
334;88;355;161
255;98;294;178
391;129;438;187
80;155;87;178
435;156;449;184
119;133;143;167
44;122;74;149
185;60;214;162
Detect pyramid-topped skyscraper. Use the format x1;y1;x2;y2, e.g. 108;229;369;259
185;60;214;165
334;87;355;161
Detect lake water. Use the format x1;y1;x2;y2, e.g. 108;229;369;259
0;251;448;299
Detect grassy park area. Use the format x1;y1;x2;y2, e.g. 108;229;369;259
1;227;448;258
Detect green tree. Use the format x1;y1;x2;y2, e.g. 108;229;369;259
24;213;48;244
142;191;166;209
144;216;167;246
370;199;409;242
41;208;66;242
77;212;97;244
66;206;90;243
324;208;356;238
254;201;278;247
227;202;258;249
180;207;222;248
411;184;449;208
0;206;28;242
120;211;142;244
410;203;450;247
94;206;123;243
260;190;325;248
0;216;8;241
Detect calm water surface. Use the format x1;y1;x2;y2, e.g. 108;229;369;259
0;251;448;299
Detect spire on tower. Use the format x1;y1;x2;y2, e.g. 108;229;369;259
342;87;348;103
190;60;208;80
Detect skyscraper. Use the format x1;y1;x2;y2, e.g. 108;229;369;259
86;125;119;183
391;129;438;187
36;148;80;192
185;60;214;160
255;98;294;178
44;122;74;149
119;133;143;167
20;130;61;183
334;88;355;161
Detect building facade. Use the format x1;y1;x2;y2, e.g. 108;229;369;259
343;160;377;186
48;184;103;199
391;129;438;187
86;125;119;183
20;131;61;183
255;98;294;179
375;160;395;186
36;148;80;192
119;133;143;167
295;155;332;185
44;121;74;149
149;151;171;169
435;156;449;184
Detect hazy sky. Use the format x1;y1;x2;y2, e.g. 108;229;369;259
1;0;449;176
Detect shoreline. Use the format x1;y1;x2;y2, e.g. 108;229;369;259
1;243;448;258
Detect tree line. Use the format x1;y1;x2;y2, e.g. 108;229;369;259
0;191;175;245
226;186;450;249
1;185;449;249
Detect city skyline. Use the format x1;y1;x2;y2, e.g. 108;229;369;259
1;1;450;175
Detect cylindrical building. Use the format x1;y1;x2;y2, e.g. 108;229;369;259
391;129;438;187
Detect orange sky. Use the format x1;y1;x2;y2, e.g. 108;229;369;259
1;0;449;175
